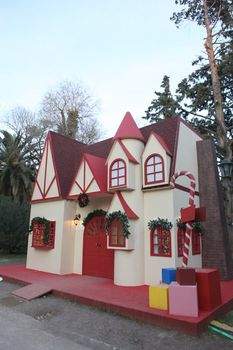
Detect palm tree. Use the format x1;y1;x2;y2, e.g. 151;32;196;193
0;130;34;202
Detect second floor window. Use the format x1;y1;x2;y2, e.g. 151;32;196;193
110;159;126;188
145;154;164;185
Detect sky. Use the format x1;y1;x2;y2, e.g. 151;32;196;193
0;0;205;138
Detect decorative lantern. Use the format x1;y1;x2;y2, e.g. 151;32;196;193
74;214;81;226
218;159;233;179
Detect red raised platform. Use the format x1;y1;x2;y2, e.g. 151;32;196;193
0;264;233;336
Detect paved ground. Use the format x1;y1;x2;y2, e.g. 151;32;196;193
0;259;233;349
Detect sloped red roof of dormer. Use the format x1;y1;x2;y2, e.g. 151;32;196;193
113;111;145;142
116;191;138;219
150;131;172;156
116;139;139;164
84;153;107;192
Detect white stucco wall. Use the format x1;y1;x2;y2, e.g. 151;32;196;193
108;140;145;286
144;189;175;285
174;122;202;190
27;201;66;274
60;200;76;274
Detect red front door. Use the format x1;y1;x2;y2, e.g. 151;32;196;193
83;215;114;279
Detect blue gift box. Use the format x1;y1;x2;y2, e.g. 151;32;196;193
162;268;176;284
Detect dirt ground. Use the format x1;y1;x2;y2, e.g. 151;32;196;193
0;257;232;349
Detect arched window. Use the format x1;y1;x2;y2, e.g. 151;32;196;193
108;219;126;247
145;154;164;185
110;159;126;188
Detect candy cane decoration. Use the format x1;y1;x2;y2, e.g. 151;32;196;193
170;171;196;267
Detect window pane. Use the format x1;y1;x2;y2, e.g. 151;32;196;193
118;235;125;245
111;170;118;178
155;172;163;181
155;156;162;163
155;163;162;172
118;177;125;185
119;168;125;176
146;165;154;174
147;174;155;183
118;161;124;168
111;179;118;186
153;246;159;254
110;235;117;245
112;162;118;170
147;157;154;165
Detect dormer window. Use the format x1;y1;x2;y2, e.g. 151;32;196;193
145;154;164;185
110;159;126;188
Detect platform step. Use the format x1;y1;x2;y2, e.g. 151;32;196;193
12;284;52;300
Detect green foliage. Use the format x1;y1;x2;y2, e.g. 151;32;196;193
29;216;50;244
77;193;90;207
148;218;173;231
105;211;131;238
176;219;205;235
0;195;30;254
144;1;233;161
0;130;35;202
82;209;107;227
144;76;180;122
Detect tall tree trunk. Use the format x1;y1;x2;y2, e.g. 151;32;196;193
204;0;233;258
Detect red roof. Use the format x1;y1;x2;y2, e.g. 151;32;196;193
49;132;86;198
114;112;145;142
37;115;191;199
84;153;107;192
116;139;139;164
149;132;172;156
116;191;138;219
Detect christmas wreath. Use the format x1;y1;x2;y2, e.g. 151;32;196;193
29;216;50;244
148;218;173;231
78;193;89;207
105;211;131;238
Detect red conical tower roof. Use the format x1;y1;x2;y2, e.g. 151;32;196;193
113;112;145;142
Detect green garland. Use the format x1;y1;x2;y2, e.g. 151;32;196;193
148;218;173;231
176;219;205;236
29;216;50;244
82;209;107;227
105;211;131;238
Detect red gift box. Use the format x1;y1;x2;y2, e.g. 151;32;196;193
195;268;222;311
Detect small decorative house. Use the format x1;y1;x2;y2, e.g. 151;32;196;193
27;112;203;286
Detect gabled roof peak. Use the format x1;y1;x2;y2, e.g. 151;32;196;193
114;112;145;142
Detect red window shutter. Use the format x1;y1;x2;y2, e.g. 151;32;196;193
177;227;185;257
192;229;201;255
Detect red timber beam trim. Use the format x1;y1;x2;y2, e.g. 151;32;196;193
48;133;62;197
116;191;138;219
31;134;61;203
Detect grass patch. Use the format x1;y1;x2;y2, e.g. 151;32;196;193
218;310;233;325
0;254;26;260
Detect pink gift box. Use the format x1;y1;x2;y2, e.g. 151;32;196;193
169;282;198;317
